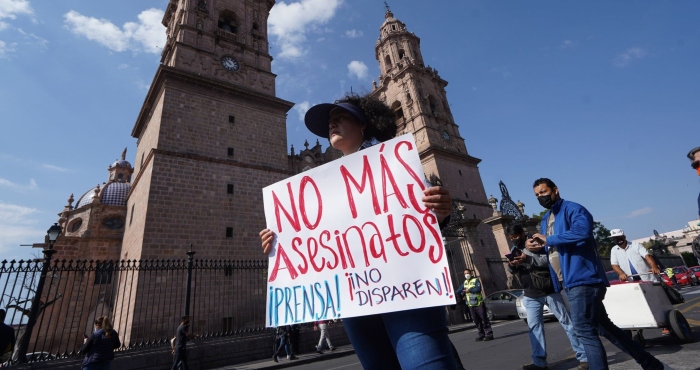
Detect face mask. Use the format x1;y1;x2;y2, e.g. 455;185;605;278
537;195;555;209
465;274;471;280
512;238;525;248
615;239;625;246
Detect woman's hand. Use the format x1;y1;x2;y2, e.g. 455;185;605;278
259;228;275;255
422;186;452;223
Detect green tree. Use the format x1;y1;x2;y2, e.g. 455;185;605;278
531;210;548;223
681;252;699;267
594;221;614;257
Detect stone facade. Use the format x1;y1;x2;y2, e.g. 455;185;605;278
43;0;509;355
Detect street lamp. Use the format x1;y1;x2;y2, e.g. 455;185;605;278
47;223;61;248
16;223;61;363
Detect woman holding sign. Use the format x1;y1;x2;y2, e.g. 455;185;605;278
260;94;456;369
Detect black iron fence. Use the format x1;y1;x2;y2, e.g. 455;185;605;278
0;250;268;366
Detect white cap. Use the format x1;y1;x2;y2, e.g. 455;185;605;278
610;229;625;237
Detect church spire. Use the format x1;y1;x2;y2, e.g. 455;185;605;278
384;1;393;18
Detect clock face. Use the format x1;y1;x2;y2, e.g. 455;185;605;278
103;217;124;230
221;56;240;72
442;130;450;141
304;155;313;163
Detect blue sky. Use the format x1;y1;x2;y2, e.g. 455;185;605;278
1;0;699;262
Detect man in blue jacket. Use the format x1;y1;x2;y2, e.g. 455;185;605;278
525;178;664;370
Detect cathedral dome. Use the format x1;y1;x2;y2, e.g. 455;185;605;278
111;159;132;169
75;182;131;209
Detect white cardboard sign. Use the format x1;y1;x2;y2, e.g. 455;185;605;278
263;133;454;327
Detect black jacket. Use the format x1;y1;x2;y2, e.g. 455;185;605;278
80;329;120;366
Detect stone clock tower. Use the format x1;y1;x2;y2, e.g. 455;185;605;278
122;0;293;262
370;6;504;288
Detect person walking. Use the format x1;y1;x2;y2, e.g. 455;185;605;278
314;320;335;354
0;309;15;364
456;268;493;341
526;178;666;370
272;325;297;362
688;146;700;223
172;316;194;370
507;224;587;370
665;267;680;289
260;93;457;369
80;316;120;370
609;229;661;282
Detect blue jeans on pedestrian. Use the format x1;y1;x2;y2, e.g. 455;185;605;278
522;293;587;367
343;306;456;370
567;284;663;370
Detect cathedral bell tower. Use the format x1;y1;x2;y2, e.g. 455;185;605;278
370;5;505;291
124;0;294;262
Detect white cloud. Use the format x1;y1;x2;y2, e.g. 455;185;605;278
490;66;511;79
0;202;42;257
0;177;37;191
134;79;151;90
613;47;647;67
63;8;165;54
0;0;33;20
560;39;576;49
347;60;368;79
294;101;310;121
0;21;8;31
345;29;363;38
17;27;46;47
268;0;342;59
624;207;653;218
0;39;15;58
41;164;68;172
118;63;129;69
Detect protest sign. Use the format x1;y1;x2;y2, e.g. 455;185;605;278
262;133;455;327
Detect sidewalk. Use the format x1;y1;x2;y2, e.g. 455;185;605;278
213;322;477;370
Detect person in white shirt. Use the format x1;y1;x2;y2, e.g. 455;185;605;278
609;229;661;282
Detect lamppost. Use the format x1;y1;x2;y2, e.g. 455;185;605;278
16;223;61;363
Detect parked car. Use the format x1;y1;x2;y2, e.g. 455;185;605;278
688;266;700;280
515;293;556;322
484;289;522;320
660;266;698;287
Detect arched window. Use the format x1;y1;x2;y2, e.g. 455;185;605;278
428;96;438;115
117;173;124;182
398;49;406;59
390;101;404;120
218;11;239;33
252;22;259;31
384;55;392;71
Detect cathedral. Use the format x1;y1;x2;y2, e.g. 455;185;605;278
49;0;507;346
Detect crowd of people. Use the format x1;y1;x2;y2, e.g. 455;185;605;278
259;94;697;369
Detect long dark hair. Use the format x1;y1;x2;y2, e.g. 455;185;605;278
335;94;397;142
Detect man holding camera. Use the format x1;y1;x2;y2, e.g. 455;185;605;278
525;178;665;370
507;224;587;370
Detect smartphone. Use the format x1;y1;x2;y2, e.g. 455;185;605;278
505;253;516;261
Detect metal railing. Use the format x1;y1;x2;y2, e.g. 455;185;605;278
0;249;268;365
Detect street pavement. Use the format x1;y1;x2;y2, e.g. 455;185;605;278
218;285;700;370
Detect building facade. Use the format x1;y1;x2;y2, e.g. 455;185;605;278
46;0;507;345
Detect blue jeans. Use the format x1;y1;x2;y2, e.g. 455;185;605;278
522;293;586;367
343;306;456;370
567;284;662;370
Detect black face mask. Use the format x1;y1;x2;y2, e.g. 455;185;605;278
512;237;525;248
615;239;625;246
537;195;555;209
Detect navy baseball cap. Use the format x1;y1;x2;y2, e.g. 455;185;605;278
304;102;370;139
